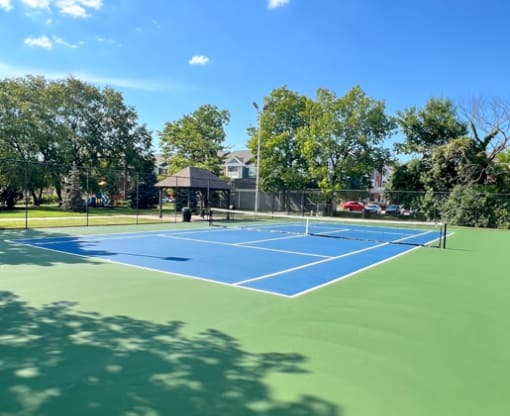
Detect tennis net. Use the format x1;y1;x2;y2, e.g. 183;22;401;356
209;208;447;248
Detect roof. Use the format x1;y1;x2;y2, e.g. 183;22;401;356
220;150;253;164
155;166;230;190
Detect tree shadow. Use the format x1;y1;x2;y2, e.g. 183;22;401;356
1;229;99;267
2;230;191;267
0;292;341;416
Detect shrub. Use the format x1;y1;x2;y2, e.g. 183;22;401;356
442;185;492;227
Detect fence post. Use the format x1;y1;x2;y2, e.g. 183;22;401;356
24;160;28;230
136;172;140;225
86;169;89;227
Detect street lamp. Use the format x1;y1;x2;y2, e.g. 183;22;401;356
252;102;262;213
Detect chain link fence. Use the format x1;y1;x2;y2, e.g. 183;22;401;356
2;158;509;229
0;158;169;229
230;186;510;228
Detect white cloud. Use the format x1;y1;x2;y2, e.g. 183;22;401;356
268;0;290;9
1;0;104;18
55;0;103;18
188;55;210;66
21;0;51;9
23;34;83;49
24;35;53;49
0;0;13;12
96;36;122;47
14;0;103;18
52;35;83;48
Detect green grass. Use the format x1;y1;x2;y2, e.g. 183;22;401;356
0;204;178;228
1;224;509;416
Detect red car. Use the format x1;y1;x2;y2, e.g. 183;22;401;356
343;201;364;211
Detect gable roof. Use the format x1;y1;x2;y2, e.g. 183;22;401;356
220;150;253;164
155;166;230;190
225;156;248;166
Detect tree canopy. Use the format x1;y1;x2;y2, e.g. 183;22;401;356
247;86;311;197
389;96;510;225
247;85;395;212
159;105;230;176
0;76;154;206
2;73;510;227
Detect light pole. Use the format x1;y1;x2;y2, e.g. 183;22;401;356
252;102;262;213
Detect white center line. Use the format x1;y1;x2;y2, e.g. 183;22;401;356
159;234;329;258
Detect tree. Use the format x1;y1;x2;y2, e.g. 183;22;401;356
459;97;510;191
299;86;395;212
427;137;494;191
61;163;85;212
391;98;471;201
0;77;53;205
385;159;427;209
127;171;159;209
396;98;468;156
0;186;22;209
390;96;510;225
247;86;312;209
495;149;510;192
159;105;230;176
0;76;155;206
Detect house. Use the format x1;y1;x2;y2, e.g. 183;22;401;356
154;155;168;176
221;150;255;180
368;166;393;201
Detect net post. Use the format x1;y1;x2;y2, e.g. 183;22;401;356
305;217;310;236
442;223;447;249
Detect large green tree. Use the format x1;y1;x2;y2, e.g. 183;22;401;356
0;76;154;206
159;105;230;176
396;98;468;156
299;86;395;210
391;96;510;223
247;86;312;208
390;98;469;217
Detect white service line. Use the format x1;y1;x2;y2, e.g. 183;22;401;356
235;234;306;245
234;241;389;286
158;233;329;258
234;228;436;286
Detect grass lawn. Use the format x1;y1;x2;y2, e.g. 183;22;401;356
0;223;509;416
0;204;178;228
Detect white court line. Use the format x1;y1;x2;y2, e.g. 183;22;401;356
158;234;329;258
235;234;306;245
8;239;293;298
289;230;451;298
8;227;447;299
234;229;435;287
234;241;388;286
12;226;233;245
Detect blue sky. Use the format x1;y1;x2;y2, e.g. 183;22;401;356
0;0;509;152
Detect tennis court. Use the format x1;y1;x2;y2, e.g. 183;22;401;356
1;218;509;416
9;212;446;297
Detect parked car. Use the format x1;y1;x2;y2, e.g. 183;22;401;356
364;203;382;214
384;204;401;215
343;201;364;211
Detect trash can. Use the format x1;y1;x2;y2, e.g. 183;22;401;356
182;207;191;222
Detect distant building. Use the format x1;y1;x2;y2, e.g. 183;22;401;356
221;150;255;180
369;166;393;200
154;155;168;176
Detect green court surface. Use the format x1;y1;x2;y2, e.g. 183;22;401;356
1;224;509;416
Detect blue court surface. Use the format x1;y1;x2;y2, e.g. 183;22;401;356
12;224;441;297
